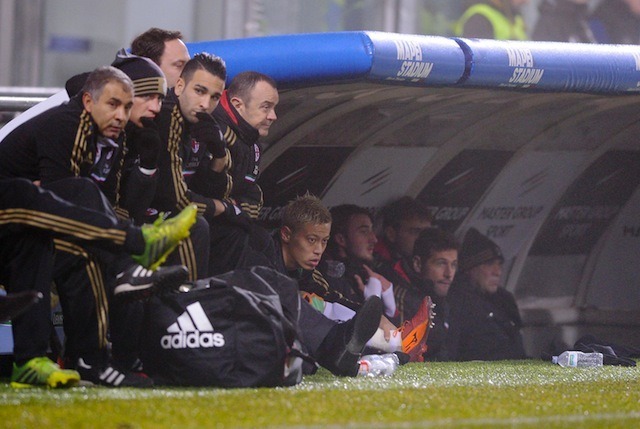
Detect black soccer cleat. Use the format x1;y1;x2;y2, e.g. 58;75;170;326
76;358;153;388
114;264;189;301
318;296;383;377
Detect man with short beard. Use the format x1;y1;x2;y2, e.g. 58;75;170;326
387;227;459;361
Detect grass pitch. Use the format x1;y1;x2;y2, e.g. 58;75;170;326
1;359;638;428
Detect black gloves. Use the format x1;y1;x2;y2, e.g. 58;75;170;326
134;117;161;170
222;200;252;231
191;112;226;159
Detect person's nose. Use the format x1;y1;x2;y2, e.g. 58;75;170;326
150;98;162;113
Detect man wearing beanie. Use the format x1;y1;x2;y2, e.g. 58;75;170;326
445;227;526;361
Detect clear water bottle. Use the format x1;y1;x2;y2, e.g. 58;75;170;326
357;353;400;377
552;351;603;367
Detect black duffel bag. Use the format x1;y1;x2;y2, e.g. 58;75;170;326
140;266;309;387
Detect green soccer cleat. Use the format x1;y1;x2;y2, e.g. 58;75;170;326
11;357;80;389
133;204;198;270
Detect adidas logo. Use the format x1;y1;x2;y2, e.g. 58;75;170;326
161;302;225;349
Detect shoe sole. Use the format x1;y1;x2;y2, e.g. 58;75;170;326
114;267;188;301
10;372;80;389
148;208;197;270
147;236;187;271
402;296;434;361
334;296;383;376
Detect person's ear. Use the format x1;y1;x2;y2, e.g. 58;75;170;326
280;226;292;244
412;255;422;273
82;92;93;112
230;96;243;110
174;77;186;96
334;232;347;249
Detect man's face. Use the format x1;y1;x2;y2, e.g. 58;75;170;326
413;249;458;298
468;259;503;294
339;214;377;263
231;81;279;137
281;222;331;271
175;69;225;123
159;38;190;88
129;94;163;127
386;216;431;259
83;81;133;139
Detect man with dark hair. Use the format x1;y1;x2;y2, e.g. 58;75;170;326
390;227;459;361
374;196;432;267
320;204;432;362
145;52;255;281
323;204;395;313
151;52;228;218
131;27;190;88
446;227;526;361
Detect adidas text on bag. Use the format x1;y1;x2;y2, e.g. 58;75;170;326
161;302;226;349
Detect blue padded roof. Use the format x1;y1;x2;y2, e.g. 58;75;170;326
187;31;640;94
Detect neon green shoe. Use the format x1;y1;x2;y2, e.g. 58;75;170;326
133;204;198;270
11;357;80;388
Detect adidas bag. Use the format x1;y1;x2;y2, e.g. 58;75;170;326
140;266;307;387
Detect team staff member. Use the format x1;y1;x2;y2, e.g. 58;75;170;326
446;228;527;361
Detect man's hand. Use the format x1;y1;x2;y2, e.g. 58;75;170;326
135;117;161;170
362;265;392;292
192;112;226;159
221;200;252;231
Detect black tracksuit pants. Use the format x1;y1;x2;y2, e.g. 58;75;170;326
0;177;142;364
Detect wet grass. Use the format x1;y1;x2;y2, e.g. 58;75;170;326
1;359;639;428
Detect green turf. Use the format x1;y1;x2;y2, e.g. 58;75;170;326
1;359;638;428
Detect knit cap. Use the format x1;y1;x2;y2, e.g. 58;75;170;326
111;49;167;97
458;227;503;272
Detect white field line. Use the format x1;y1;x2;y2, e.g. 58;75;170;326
279;411;640;429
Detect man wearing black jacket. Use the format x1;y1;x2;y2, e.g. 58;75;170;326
238;194;383;377
145;52;245;280
0;64;195;387
446;228;526;361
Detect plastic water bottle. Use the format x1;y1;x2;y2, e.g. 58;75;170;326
357;353;400;377
552;351;603;367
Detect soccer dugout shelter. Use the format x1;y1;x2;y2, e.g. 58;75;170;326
189;32;640;358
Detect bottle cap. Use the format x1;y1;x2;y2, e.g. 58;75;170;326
551;356;558;364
